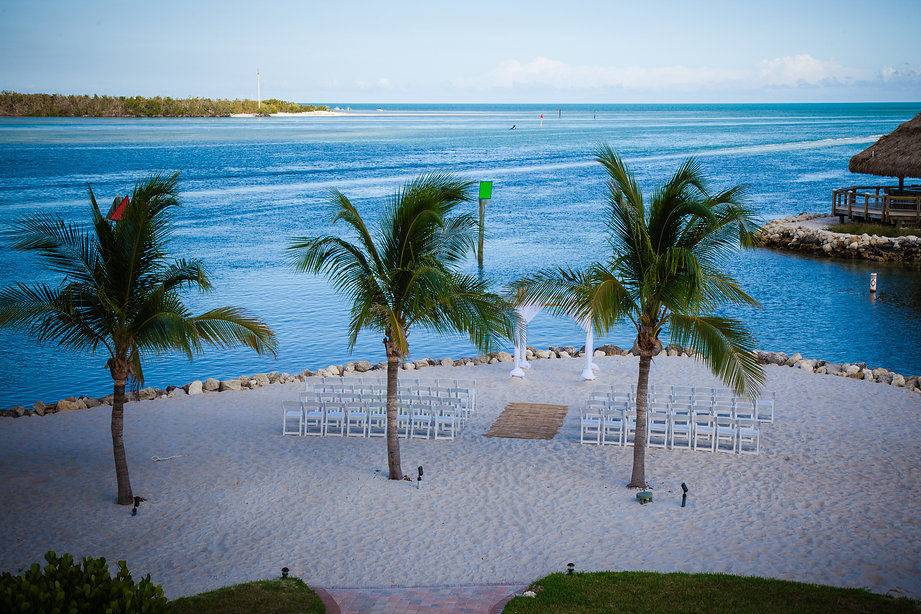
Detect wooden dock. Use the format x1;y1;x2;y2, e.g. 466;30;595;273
832;185;921;225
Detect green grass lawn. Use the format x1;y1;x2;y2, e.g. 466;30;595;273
832;222;921;238
503;572;919;613
170;577;325;614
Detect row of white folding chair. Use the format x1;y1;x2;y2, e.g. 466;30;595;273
580;404;759;454
305;378;476;420
284;395;461;440
592;386;774;424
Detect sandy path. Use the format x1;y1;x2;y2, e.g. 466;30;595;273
1;355;919;599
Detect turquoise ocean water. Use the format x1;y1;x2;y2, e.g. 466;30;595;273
1;103;920;406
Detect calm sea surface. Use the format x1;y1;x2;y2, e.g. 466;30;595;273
1;103;920;406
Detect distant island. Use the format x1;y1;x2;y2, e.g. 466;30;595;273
0;92;329;117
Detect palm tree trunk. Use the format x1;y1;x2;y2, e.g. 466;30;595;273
385;348;404;480
111;379;134;505
628;354;651;489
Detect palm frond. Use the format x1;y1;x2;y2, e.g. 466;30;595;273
668;313;764;398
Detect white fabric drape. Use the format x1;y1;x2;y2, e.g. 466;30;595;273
578;314;600;380
511;304;542;378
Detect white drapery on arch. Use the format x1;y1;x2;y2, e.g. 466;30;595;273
577;314;601;380
510;304;542;378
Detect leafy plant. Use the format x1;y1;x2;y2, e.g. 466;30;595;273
0;551;168;613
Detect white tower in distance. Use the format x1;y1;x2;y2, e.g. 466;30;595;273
256;69;261;110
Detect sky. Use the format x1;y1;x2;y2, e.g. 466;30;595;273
1;0;920;103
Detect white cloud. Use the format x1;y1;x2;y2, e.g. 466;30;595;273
459;56;744;91
880;64;921;82
757;54;862;86
457;54;903;93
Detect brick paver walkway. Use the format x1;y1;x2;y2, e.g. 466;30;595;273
325;584;525;614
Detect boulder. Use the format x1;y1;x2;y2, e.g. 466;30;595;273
203;377;220;392
892;373;906;387
57;398;87;411
82;396;102;408
535;349;552;359
354;360;372;373
845;364;862;378
785;352;802;367
32;401;46;416
136;387;158;401
254;373;271;386
219;379;242;392
186;380;203;395
168;387;187;398
440;358;454;367
558;351;571;359
402;362;415;371
413;360;429;369
488;357;499;364
860;368;874;381
10;405;26;417
301;369;314;378
795;359;816;372
593;350;605;358
497;351;513;363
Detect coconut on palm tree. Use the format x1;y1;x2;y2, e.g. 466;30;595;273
0;174;277;504
288;174;513;480
517;146;765;488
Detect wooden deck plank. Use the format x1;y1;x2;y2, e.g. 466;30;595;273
485;402;569;440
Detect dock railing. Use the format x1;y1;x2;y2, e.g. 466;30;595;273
832;185;921;224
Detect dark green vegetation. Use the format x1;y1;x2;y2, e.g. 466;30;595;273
0;551;168;613
0;91;328;117
170;577;325;614
288;174;514;480
516;147;763;488
834;222;921;238
503;571;920;614
0;174;277;504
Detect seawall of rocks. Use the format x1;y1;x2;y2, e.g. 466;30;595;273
2;343;918;418
757;213;921;263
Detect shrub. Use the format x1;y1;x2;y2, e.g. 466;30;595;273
0;551;167;613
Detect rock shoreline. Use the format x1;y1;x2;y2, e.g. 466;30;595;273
2;344;918;418
757;213;921;263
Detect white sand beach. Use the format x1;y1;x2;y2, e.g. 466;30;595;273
1;355;919;599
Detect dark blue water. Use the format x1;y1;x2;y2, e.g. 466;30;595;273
1;103;920;406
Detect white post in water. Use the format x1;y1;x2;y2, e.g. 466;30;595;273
256;69;261;110
870;272;877;293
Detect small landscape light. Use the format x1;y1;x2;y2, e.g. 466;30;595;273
417;465;423;490
681;482;689;508
566;563;574;576
281;567;289;579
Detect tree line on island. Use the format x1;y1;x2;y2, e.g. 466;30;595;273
0;148;764;504
0;91;328;117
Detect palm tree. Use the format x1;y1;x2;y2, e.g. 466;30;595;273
288;174;513;480
0;174;277;504
517;146;765;488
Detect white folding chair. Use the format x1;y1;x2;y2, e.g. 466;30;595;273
282;400;303;436
734;405;760;454
601;407;625;445
755;394;775;424
623;411;638;446
692;410;715;451
322;401;346;436
345;404;368;437
714;409;736;453
580;407;603;444
670;407;692;449
647;408;669;448
434;405;458;440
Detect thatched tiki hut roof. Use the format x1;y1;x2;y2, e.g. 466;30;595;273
849;112;921;182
